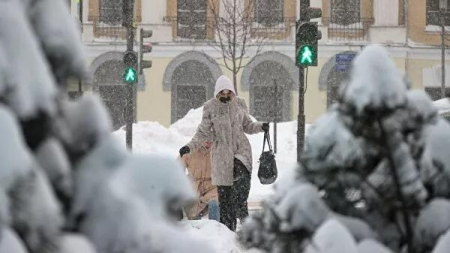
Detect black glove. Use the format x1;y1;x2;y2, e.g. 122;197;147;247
179;146;190;157
262;123;270;132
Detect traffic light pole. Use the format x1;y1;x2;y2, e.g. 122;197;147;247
273;79;278;154
297;0;321;162
125;0;135;150
297;66;305;162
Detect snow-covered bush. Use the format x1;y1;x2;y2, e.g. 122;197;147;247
0;1;207;253
239;45;450;253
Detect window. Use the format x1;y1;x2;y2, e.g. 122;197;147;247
172;60;214;122
254;0;284;27
99;0;123;25
177;0;207;39
426;0;450;26
249;61;292;122
425;87;450;101
330;0;360;25
99;85;127;131
177;86;206;120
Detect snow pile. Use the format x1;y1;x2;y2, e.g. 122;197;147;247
0;0;57;120
181;220;246;252
340;45;407;116
357;239;393;253
115;121;190;156
433;98;450;114
0;2;227;253
238;45;450;253
305;219;358;253
432;229;450;253
60;234;96;253
414;199;450;251
274;184;330;233
169;107;204;137
0;228;28;253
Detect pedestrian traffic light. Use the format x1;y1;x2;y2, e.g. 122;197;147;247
296;22;321;67
298;45;314;65
297;0;322;67
123;67;137;84
123;50;138;84
139;28;153;75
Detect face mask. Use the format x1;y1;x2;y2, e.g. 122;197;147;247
219;96;231;103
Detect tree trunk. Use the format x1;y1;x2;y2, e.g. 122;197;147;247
233;70;238;95
377;119;415;253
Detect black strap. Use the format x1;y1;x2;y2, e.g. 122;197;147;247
262;131;273;153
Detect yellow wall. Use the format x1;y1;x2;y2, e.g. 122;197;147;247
407;58;445;89
137;58;172;126
304;60;327;123
393;57;407;76
408;0;450;46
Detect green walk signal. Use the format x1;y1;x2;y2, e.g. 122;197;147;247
123;67;137;84
297;45;315;66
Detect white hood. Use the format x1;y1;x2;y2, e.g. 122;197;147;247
214;75;236;97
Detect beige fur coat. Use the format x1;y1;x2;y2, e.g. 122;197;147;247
187;95;263;186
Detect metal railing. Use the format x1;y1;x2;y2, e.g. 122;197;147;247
164;16;212;41
322;17;374;41
251;17;296;41
164;16;296;42
91;16;135;40
427;10;450;26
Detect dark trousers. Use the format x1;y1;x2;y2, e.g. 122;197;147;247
218;186;236;231
218;159;251;231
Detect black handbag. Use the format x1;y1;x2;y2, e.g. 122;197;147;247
258;130;278;185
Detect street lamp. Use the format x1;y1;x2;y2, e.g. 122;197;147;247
440;0;447;98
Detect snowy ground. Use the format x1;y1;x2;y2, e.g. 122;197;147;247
113;108;310;252
433;98;450;114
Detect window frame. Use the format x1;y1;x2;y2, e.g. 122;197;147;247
176;0;208;40
254;0;284;28
330;0;361;26
426;0;450;27
99;0;123;26
425;87;450;101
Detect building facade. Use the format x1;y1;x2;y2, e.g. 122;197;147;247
69;0;450;129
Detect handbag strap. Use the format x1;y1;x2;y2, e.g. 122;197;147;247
262;130;273;153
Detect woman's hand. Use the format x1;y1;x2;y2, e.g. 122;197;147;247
262;123;270;132
179;146;190;157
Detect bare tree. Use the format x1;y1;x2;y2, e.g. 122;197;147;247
208;0;283;93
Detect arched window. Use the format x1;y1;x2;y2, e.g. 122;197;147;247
177;0;207;39
319;52;357;108
172;60;214;121
254;0;284;27
94;60;128;130
326;69;349;108
330;0;360;25
99;0;123;25
249;61;292;122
